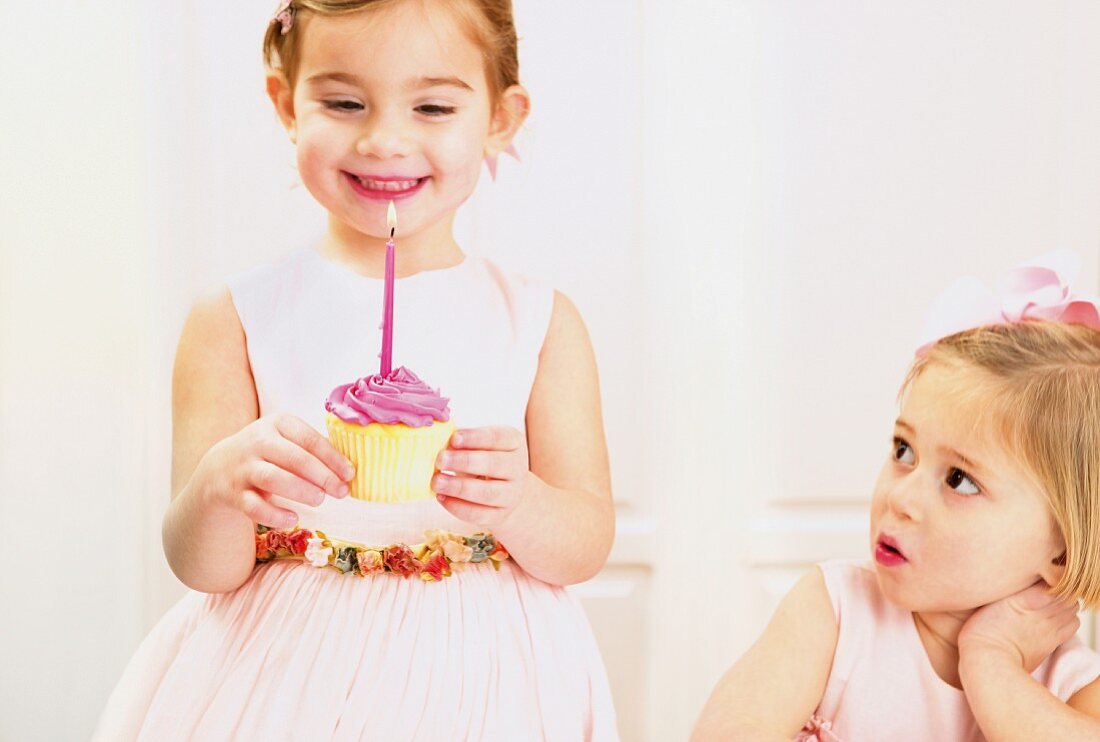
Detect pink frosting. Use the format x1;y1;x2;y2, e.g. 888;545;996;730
325;366;450;427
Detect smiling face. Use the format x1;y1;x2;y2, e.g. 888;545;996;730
267;0;526;243
869;362;1066;612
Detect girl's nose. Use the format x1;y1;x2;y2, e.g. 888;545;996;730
355;116;410;159
884;473;924;522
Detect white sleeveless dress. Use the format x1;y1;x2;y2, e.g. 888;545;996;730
93;247;619;741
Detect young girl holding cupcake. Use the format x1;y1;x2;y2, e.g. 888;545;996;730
694;254;1100;741
94;1;617;738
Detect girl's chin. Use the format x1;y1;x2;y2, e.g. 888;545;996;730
875;572;990;613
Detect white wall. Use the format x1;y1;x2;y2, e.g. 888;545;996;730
4;2;1100;741
1;2;149;739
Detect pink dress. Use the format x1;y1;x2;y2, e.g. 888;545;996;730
798;559;1100;742
93;248;619;741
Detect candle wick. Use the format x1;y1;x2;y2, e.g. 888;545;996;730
390;228;395;238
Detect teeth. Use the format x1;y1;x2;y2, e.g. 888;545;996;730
356;176;420;191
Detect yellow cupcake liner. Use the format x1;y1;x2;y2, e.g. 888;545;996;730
326;413;456;503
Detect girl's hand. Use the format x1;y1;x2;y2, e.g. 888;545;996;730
958;582;1081;672
432;426;533;528
193;414;354;529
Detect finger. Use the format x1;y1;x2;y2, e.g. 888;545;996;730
249;461;326;507
1020;582;1062;610
449;426;524;452
263;435;349;498
436;493;500;527
273;414;356;482
241;490;298;529
437;449;524;480
432;473;510;507
1038;592;1080;616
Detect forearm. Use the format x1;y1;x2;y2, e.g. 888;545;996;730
692;701;794;742
491;475;614;586
961;650;1100;740
162;480;257;594
692;662;813;742
692;721;791;742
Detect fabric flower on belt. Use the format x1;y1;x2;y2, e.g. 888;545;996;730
304;537;333;568
426;528;474;565
286;528;312;555
443;539;474;565
334;546;358;574
466;534;497;563
356;549;384;576
488;542;509;563
265;530;288;553
383;545;421;577
421;553;452;582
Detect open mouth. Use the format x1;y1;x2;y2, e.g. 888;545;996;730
345;173;429;200
874;535;908;567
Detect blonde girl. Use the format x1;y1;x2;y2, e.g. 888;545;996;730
695;256;1100;741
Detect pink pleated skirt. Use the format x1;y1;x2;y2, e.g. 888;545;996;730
93;501;618;740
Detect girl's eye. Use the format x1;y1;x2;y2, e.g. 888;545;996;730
322;100;363;112
946;467;980;496
415;104;456;117
892;437;915;465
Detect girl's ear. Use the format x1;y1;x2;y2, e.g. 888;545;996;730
486;84;530;159
266;70;297;143
1039;547;1068;588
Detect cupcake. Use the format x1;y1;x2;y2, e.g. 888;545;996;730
325;366;455;503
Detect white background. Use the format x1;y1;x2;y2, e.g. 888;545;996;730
3;2;1100;740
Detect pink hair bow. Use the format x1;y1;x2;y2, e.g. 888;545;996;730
916;250;1100;355
485;144;520;181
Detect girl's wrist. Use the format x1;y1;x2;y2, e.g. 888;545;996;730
491;471;544;540
959;642;1024;685
186;470;224;516
185;465;245;528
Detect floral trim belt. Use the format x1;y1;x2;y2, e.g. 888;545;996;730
255;525;509;582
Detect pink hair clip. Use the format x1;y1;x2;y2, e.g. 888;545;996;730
485;143;520;181
916;250;1100;355
272;0;295;36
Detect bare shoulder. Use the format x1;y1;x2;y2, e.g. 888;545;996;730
171;285;259;494
741;565;839;680
541;289;592;359
771;566;838;641
174;285;255;406
525;290;609;496
693;567;838;740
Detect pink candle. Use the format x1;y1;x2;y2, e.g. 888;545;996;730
379;201;397;377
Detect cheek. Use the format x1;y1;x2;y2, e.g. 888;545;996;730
296;136;332;177
294;139;348;212
925;510;1047;604
295;114;348;163
428;123;490;175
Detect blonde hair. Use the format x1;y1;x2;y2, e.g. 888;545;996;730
905;321;1100;606
262;0;520;100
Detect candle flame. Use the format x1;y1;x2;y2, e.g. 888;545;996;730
387;201;397;231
